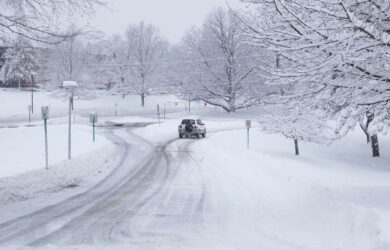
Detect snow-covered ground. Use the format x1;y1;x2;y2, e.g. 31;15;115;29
0;89;184;123
0;124;109;178
0;124;121;204
1;89;390;249
130;119;390;249
194;128;390;249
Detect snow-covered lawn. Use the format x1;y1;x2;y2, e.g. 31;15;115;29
0;124;121;204
0;89;184;123
0;124;109;178
193;128;390;249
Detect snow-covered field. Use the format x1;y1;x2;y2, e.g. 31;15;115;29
0;124;121;204
0;124;109;178
194;129;390;249
0;89;183;123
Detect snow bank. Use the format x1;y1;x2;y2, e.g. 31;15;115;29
0;144;120;204
0;124;109;178
0;124;121;203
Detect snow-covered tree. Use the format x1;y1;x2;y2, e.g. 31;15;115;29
123;22;169;107
0;0;105;44
259;102;335;156
0;38;39;88
41;26;97;93
241;0;390;157
173;8;268;113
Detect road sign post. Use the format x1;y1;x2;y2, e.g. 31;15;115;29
115;103;118;116
157;104;161;125
246;120;252;149
41;106;49;169
28;105;32;123
90;113;98;143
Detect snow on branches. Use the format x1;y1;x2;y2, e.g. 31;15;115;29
242;0;390;156
171;8;269;113
0;0;105;44
0;38;39;87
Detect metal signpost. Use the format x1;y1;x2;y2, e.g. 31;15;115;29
246;120;252;149
90;113;98;142
28;105;32;123
63;81;78;160
41;106;49;169
157;104;161;125
115;103;118;116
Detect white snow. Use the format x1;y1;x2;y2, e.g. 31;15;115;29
1;89;390;249
0;124;109;178
190;128;390;249
0;144;120;204
0;89;182;123
128;120;390;249
0;123;121;204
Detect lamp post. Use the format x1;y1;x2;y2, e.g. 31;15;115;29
63;81;78;160
41;106;49;169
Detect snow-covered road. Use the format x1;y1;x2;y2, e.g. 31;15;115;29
0;123;389;250
0;127;213;249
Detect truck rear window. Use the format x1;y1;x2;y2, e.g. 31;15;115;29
181;119;195;125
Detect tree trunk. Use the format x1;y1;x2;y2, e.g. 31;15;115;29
371;135;380;157
360;123;371;143
141;94;145;107
294;138;299;156
365;133;371;144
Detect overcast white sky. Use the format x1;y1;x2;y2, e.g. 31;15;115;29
87;0;240;43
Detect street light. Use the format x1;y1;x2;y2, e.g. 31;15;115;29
63;81;78;160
